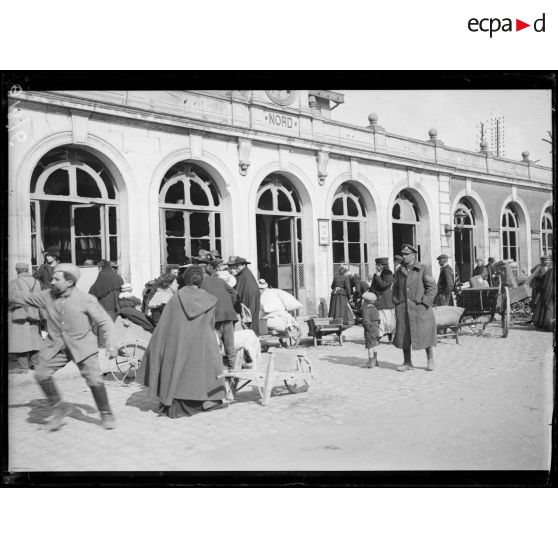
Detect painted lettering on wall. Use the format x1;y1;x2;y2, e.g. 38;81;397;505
264;111;298;129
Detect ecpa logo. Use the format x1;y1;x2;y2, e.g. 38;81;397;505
468;13;546;37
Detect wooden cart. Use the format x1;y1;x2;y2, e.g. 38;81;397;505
259;318;302;351
456;282;511;338
306;317;350;347
218;347;315;406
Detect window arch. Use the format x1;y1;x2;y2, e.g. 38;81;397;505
392;191;420;223
331;184;368;277
256;174;301;215
501;204;520;261
159;163;222;265
541;209;553;257
30;147;118;266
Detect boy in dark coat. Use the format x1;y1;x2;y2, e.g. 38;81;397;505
361;292;381;368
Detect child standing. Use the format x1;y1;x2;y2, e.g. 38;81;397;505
361;292;380;368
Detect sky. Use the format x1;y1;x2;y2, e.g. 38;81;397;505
332;90;553;168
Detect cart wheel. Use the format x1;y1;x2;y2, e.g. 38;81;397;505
284;379;309;393
114;339;147;384
501;286;510;338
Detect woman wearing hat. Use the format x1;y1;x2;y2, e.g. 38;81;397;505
328;264;354;324
34;246;60;290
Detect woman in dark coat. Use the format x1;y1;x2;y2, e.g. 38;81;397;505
89;259;124;320
138;266;227;418
328;264;354;324
392;245;437;371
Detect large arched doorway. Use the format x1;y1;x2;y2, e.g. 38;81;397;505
256;174;302;295
392;190;423;260
331;183;368;278
159;163;223;266
30;147;119;276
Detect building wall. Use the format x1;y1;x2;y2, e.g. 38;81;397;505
9;90;553;313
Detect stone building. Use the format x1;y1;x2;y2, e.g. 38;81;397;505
8;89;553;314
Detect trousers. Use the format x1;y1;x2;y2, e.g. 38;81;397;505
215;320;236;369
34;349;103;387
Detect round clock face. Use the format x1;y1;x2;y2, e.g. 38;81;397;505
265;90;297;106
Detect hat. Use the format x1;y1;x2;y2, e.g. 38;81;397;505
226;256;251;266
54;263;81;281
258;279;269;289
400;244;417;255
193;249;216;263
488;257;495;264
362;292;377;303
394;255;403;263
375;257;389;265
121;282;133;291
437;254;449;261
15;262;29;271
45;246;60;257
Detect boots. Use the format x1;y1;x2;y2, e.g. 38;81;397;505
89;384;116;429
426;347;436;371
37;377;69;431
396;349;413;372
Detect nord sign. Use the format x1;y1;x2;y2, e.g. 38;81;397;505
264;111;298;129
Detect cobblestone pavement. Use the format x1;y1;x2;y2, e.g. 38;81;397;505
7;321;554;472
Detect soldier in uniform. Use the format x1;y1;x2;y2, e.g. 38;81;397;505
9;263;118;431
435;254;455;306
392;244;437;371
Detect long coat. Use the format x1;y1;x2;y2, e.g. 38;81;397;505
8;273;43;353
138;287;226;405
235;267;261;335
392;262;437;350
201;272;238;323
370;269;394;310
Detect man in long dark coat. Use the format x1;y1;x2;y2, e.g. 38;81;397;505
201;259;238;370
392;244;437;371
227;256;261;336
435;254;454;306
138;266;227;418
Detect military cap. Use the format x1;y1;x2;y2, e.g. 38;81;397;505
15;262;29;271
226;256;251;266
54;263;81;281
375;257;389;265
400;244;417;254
437;254;449;260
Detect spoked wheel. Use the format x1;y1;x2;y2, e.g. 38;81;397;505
113;340;147;384
501;286;510;338
283;357;311;394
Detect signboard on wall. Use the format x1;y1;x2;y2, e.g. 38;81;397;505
318;219;330;245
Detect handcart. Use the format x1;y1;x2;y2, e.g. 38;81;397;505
218;347;315;406
305;317;351;347
456;278;510;338
508;283;532;324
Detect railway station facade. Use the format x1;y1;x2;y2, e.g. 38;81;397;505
8;89;553;315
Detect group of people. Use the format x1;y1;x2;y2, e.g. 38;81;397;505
329;245;441;371
8;240;555;431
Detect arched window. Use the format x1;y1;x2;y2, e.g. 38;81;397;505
501;205;520;261
331;184;368;277
541;210;553;257
159;163;222;265
30;147;118;266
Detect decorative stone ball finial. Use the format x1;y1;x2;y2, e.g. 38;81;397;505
428;128;438;140
368;113;378;125
521;151;530;162
480;140;488;152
